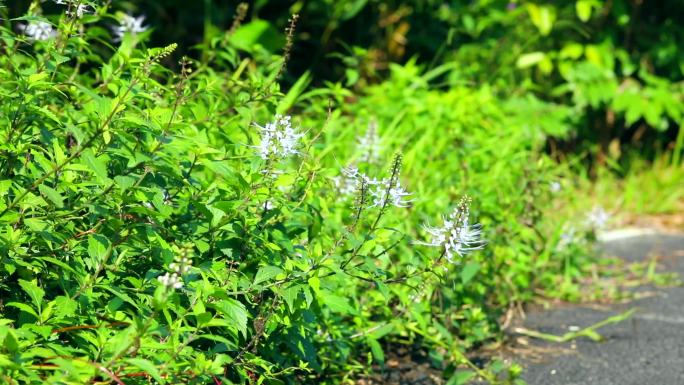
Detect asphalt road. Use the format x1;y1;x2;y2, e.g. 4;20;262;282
517;232;684;385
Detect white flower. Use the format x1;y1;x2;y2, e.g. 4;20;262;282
19;21;57;41
68;4;93;18
158;252;192;290
332;176;356;196
157;272;183;289
556;225;577;250
255;115;304;162
335;164;412;208
113;14;147;42
586;206;610;229
368;178;412;208
341;165;360;179
387;185;412;208
333;166;362;196
416;197;485;262
549;181;562;193
53;1;94;18
357;120;381;163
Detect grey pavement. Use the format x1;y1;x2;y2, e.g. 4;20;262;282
517;232;684;385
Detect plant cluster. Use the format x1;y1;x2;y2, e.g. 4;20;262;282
0;1;655;385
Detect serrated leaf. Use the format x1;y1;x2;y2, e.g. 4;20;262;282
282;284;301;313
213;299;248;338
6;302;39;319
52;296;78;318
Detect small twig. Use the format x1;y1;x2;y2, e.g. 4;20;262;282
513;308;636;343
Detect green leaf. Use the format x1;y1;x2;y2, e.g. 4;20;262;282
24;217;48;231
375;280;390;302
213;299;248;338
98;285;140;310
340;0;369;20
369;323;394;340
81;149;110;183
28;72;48;85
6;302;39;319
0;327;19;353
52;296;78;318
526;4;556;36
367;338;384;365
447;370;476;385
124;358;162;382
38;184;64;208
460;262;481;285
87;235;110;269
320;292;356;314
253;266;283;285
282;284;301;313
40;301;56;323
516;52;546;69
576;0;593;22
307;276;320;295
0;180;12;196
277;71;312;114
18;279;44;309
231;20;285;52
559;43;584;60
114;175;136;191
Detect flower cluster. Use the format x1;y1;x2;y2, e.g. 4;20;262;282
255;115;305;163
113;14;147;42
333;165;361;196
54;1;94;18
337;165;412;209
19;21;57;41
357;120;382;164
416;196;484;263
157;251;192;290
368;177;412;208
586;206;610;229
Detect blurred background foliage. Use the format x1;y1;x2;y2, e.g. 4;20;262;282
108;0;684;166
7;0;683;167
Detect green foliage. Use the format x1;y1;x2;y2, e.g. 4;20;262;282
0;1;676;384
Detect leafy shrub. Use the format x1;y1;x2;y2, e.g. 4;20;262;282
0;2;610;385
